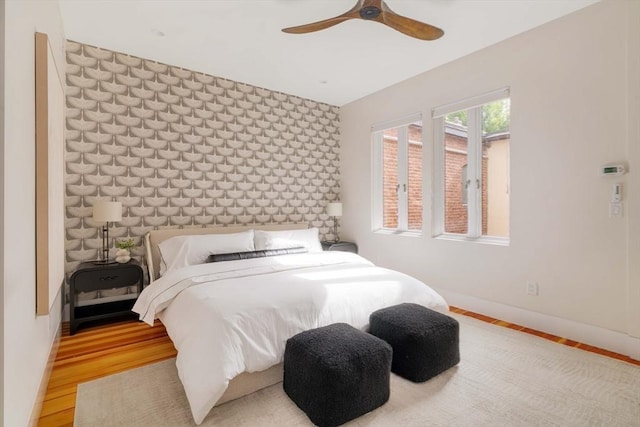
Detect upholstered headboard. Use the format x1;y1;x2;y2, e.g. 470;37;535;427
145;223;310;282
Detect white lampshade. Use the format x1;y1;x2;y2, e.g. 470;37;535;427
327;202;343;217
92;200;122;223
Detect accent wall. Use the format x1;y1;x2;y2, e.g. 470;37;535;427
64;41;341;275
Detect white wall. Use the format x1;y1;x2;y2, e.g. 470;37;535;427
341;0;639;356
626;0;640;356
0;0;5;424
2;0;65;425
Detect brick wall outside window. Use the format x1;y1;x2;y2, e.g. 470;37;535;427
444;134;468;233
443;133;493;234
407;125;423;230
382;137;398;229
382;127;507;235
382;124;422;230
407;142;422;230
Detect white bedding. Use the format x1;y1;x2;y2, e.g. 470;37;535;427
133;251;448;425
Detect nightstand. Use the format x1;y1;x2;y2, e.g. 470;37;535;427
69;260;143;335
321;241;358;254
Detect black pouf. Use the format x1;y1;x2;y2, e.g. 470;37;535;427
283;323;392;427
369;303;459;383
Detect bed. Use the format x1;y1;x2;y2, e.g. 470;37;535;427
133;223;448;425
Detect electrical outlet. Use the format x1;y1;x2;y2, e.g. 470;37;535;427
526;281;539;296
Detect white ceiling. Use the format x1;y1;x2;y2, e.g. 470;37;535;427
59;0;598;106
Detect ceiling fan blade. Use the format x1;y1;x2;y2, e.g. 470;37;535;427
282;2;362;34
282;15;355;34
380;2;444;40
282;0;444;41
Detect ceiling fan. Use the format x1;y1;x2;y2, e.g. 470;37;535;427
282;0;444;41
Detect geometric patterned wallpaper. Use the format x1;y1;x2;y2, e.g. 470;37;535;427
64;41;341;276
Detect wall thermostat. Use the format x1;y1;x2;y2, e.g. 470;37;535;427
600;164;626;176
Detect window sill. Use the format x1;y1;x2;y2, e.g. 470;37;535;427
373;228;423;238
435;233;509;246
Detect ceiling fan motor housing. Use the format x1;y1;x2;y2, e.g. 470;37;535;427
360;6;382;20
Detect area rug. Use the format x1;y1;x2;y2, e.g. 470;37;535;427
74;314;639;426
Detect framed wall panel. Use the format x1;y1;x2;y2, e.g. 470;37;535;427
35;32;65;315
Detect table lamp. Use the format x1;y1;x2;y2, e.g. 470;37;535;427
327;202;343;243
92;200;122;264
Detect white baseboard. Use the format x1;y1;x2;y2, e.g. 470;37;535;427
630;336;640;360
438;289;640;360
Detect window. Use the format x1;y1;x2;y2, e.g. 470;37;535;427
372;113;423;234
433;88;510;242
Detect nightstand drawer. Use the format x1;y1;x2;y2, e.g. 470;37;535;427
72;266;142;292
321;241;358;254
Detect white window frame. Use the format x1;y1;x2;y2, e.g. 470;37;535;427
432;88;510;245
371;112;423;235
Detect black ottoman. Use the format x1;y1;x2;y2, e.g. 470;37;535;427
369;303;459;382
283;323;392;427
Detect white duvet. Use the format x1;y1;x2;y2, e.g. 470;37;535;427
133;251;447;425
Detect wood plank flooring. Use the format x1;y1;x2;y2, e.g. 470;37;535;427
37;307;639;426
448;307;640;366
38;320;177;426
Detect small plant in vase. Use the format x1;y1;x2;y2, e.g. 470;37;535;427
115;238;135;263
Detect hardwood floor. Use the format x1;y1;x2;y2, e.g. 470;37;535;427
448;307;640;366
37;307;639;426
37;319;176;426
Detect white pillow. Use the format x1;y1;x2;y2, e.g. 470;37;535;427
254;228;322;253
158;230;255;275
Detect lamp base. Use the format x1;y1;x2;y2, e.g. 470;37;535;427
92;259;117;265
